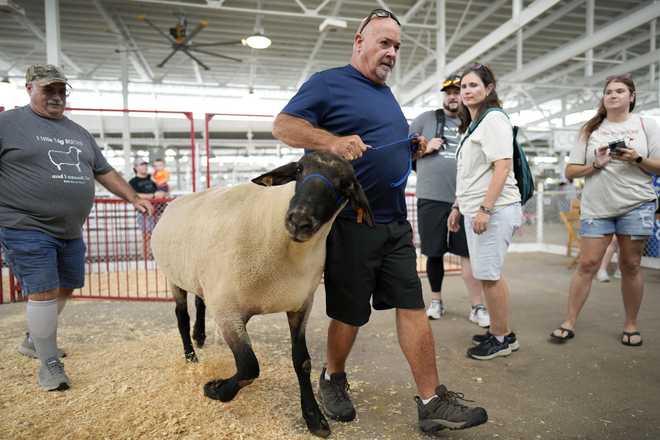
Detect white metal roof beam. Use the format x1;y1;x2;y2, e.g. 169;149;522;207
128;0;437;29
480;0;585;65
293;0;309;13
400;0;561;105
520;51;660;126
13;9;82;73
502;1;660;83
296;0;344;88
92;0;152;82
508;31;660;113
446;0;507;52
402;0;428;23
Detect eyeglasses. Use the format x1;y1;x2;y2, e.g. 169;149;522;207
606;73;632;82
358;8;401;34
40;84;71;97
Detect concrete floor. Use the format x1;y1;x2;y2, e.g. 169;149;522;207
1;252;659;439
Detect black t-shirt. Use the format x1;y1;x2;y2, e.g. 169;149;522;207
129;175;157;194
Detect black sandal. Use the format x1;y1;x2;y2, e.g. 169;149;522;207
549;327;575;343
621;331;643;347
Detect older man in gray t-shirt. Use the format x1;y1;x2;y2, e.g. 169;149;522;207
0;65;153;392
409;75;488;326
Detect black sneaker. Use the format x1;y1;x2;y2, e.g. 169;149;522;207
318;367;356;422
472;331;520;351
415;385;488;433
467;334;512;360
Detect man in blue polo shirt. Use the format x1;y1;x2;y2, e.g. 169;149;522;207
272;9;487;434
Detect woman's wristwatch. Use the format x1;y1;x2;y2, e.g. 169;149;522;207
635;155;644;164
479;205;493;215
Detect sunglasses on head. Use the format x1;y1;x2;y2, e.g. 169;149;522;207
606;73;632;82
358;8;401;34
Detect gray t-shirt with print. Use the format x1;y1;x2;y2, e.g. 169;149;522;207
409;110;461;203
0;105;113;239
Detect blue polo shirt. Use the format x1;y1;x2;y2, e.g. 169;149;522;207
281;65;411;224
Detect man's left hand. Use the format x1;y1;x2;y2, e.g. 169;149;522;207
133;198;154;216
412;135;428;160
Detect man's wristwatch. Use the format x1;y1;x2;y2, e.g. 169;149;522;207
635;155;643;164
479;205;493;215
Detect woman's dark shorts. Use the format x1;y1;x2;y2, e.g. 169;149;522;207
324;218;424;327
417;199;469;258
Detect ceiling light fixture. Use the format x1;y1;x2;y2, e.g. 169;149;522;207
243;32;271;50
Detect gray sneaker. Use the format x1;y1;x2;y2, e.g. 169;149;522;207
416;385;488;433
18;333;66;359
318;367;356;422
38;357;70;391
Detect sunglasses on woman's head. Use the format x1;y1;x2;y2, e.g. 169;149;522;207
358;8;401;34
606;73;632;82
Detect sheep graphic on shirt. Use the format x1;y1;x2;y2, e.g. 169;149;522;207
48;146;82;172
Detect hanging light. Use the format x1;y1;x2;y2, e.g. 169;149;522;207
243;32;271;49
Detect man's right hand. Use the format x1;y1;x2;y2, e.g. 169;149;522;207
330;135;368;161
425;137;444;155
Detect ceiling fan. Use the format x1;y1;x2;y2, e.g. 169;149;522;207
135;14;271;71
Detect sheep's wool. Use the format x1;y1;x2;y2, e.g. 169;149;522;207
151;182;335;318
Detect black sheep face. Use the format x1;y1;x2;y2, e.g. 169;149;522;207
252;151;374;242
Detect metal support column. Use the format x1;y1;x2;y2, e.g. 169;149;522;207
651;20;657;85
513;0;523;71
121;49;132;178
585;0;594;77
44;0;61;66
435;0;446;106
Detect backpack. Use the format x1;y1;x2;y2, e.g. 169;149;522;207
459;108;535;205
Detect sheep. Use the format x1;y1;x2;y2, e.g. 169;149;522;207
174;294;206;363
150;151;373;438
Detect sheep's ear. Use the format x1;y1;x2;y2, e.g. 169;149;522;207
345;177;375;227
252;162;300;186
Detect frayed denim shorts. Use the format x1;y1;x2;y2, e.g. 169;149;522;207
0;227;86;295
580;201;656;240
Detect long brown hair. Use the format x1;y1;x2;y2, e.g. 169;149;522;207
458;63;502;133
580;75;636;142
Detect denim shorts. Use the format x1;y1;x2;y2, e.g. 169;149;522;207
464;203;522;281
580;202;656;240
0;227;86;295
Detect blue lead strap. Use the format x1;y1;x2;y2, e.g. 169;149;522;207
366;134;416;188
301;173;344;204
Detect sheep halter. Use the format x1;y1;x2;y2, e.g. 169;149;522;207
300;173;343;204
366;134;417;188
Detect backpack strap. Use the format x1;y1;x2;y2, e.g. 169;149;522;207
457;107;507;155
434;109;446;140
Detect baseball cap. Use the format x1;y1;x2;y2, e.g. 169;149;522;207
25;64;68;86
441;74;461;91
134;159;149;167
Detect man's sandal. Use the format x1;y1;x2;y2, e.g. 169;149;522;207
621;331;643;347
549;327;575;343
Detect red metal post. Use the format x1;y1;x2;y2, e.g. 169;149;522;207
205;113;214;189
